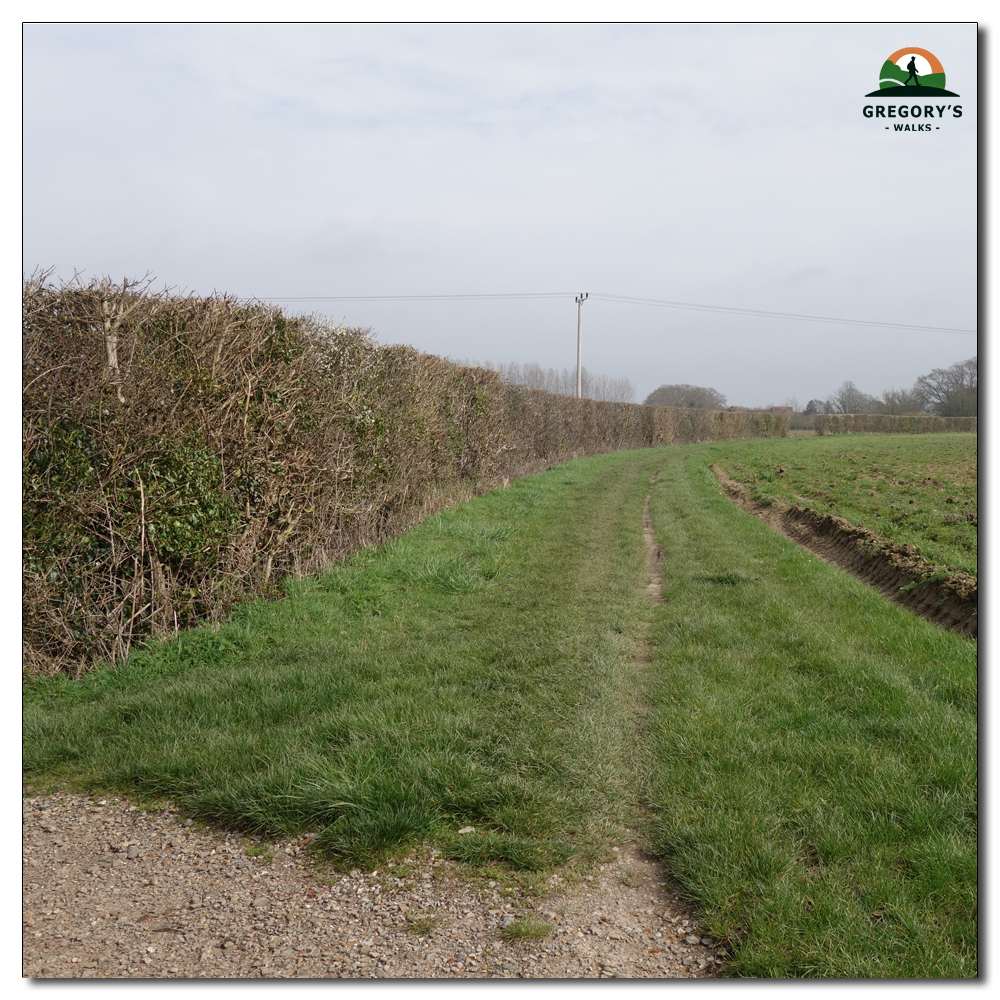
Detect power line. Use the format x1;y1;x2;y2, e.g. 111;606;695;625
258;292;572;302
589;293;977;336
256;291;976;336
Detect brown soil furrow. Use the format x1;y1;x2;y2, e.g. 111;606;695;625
642;470;664;605
711;465;977;639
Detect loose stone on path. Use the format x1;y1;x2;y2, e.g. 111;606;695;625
23;792;723;979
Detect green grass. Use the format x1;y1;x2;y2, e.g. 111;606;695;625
712;433;977;576
23;450;663;870
500;919;554;941
406;912;447;935
643;445;977;977
23;443;977;977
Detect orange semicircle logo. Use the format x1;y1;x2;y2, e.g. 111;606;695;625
885;47;944;75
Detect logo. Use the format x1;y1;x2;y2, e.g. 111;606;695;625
862;47;962;130
865;47;959;97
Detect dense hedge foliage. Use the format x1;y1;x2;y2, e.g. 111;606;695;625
23;277;787;675
815;414;978;435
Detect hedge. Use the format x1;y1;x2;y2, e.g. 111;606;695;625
815;414;977;435
23;276;787;674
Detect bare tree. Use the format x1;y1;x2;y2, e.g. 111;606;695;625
643;384;727;409
880;387;926;415
585;370;637;403
475;360;636;403
914;357;977;416
826;381;882;414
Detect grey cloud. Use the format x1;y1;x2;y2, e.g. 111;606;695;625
23;22;976;406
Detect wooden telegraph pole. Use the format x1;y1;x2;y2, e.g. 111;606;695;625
575;292;588;398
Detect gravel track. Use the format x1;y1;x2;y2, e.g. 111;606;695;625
23;792;722;980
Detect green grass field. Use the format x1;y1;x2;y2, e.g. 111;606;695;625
711;433;978;576
23;444;977;977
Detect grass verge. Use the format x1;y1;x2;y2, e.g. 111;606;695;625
24;450;662;870
642;445;977;977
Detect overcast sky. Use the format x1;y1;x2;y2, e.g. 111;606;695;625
23;22;977;407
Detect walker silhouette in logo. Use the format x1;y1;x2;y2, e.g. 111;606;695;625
865;48;959;97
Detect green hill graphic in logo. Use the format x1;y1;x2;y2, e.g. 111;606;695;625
865;47;959;97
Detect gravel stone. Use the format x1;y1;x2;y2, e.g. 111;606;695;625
23;792;722;979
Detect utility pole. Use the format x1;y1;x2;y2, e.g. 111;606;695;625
575;292;588;398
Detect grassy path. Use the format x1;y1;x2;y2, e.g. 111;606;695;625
24;450;663;871
24;444;977;977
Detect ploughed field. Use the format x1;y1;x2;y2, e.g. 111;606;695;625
24;443;977;978
710;433;977;577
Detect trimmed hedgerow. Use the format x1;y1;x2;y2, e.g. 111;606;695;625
815;414;977;435
23;274;786;675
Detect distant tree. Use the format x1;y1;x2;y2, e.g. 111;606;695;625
587;371;637;403
914;357;977;416
643;383;727;409
880;386;926;415
826;381;882;414
803;398;827;415
486;361;635;402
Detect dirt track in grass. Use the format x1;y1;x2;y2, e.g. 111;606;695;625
712;465;977;639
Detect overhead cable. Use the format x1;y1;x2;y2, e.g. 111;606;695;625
257;292;976;336
258;292;571;302
589;293;976;336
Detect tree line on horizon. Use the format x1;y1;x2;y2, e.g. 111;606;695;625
457;355;976;420
805;356;977;418
639;357;977;419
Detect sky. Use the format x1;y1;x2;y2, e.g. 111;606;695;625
22;21;978;407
